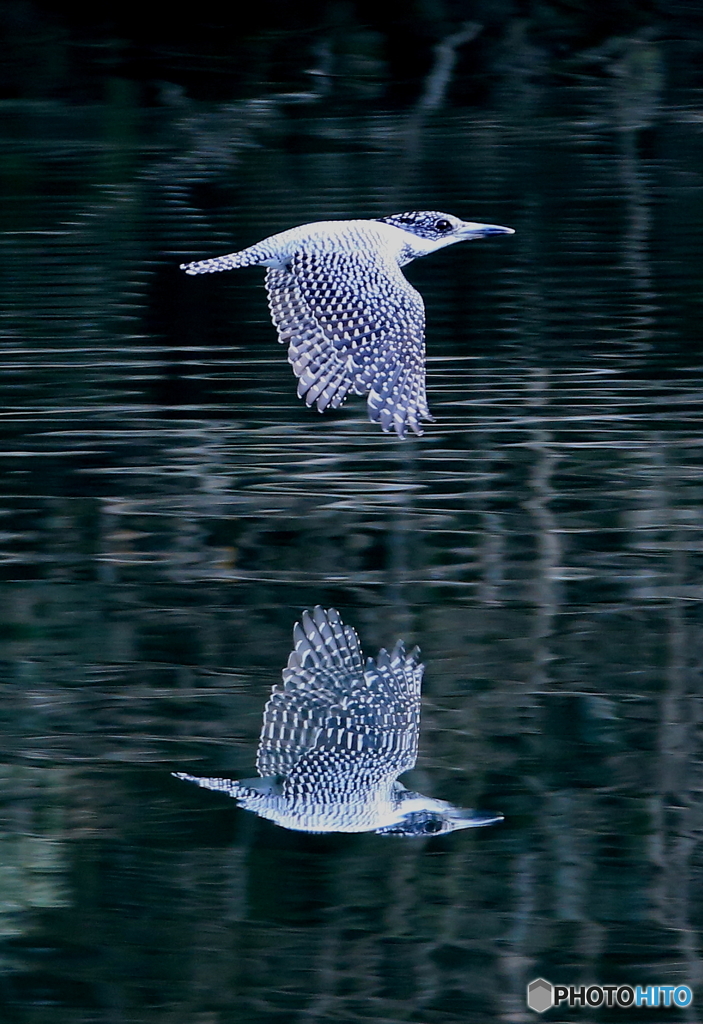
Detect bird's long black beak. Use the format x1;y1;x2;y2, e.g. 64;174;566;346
458;221;515;239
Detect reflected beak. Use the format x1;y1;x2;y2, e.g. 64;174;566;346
451;808;505;830
458;222;515;239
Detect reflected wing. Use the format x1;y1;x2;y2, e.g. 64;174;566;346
265;249;432;438
256;606;423;781
256;606;363;778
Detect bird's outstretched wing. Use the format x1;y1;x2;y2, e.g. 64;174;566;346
256;606;423;783
265;250;433;438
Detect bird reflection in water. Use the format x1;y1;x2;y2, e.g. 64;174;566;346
173;607;502;836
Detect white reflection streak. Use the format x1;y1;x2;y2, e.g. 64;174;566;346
525;369;561;691
614;35;661;350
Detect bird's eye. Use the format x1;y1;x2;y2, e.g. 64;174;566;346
423;820;443;834
435;219;452;233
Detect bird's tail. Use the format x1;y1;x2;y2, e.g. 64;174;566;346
181;239;283;275
172;772;283;799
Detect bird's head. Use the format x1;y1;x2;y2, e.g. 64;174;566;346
374;788;503;837
377;211;514;259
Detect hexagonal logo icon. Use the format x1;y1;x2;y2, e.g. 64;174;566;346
527;977;553;1014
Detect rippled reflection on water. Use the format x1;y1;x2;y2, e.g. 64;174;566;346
1;84;703;1022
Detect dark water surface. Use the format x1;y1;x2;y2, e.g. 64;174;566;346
2;80;703;1023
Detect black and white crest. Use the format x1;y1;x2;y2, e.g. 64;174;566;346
376;211;464;240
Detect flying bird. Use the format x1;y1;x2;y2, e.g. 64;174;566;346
181;212;514;438
173;606;502;836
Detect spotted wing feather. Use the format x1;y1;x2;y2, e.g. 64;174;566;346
265;250;432;438
257;606;423;782
265;267;358;414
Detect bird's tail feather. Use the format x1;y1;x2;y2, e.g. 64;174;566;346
181;240;283;275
